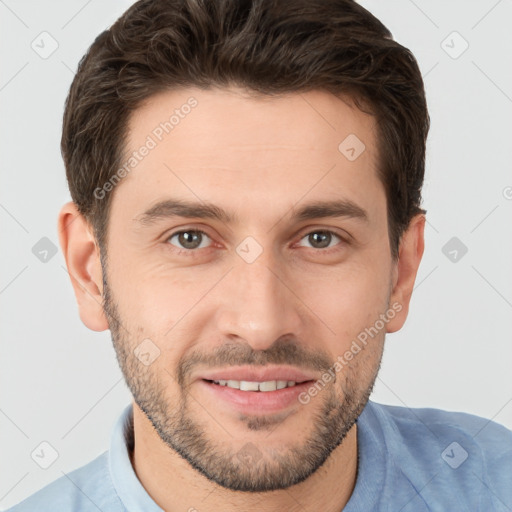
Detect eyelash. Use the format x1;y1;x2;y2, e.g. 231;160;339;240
165;228;348;257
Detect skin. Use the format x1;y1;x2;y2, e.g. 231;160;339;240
58;86;425;512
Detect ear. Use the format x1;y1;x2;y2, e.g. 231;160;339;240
58;201;109;332
386;213;426;333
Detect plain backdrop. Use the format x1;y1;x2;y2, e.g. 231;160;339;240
1;0;511;509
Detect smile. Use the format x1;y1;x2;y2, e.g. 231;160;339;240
208;379;298;391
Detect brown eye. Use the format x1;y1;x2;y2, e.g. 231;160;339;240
297;230;343;250
167;230;212;251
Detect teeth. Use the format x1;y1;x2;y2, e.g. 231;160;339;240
212;379;297;391
259;380;277;392
240;380;259;391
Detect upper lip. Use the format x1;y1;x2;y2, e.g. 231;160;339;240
197;365;317;383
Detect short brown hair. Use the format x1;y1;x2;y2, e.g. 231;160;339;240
61;0;429;260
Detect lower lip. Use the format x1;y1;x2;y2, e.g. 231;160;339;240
197;379;314;414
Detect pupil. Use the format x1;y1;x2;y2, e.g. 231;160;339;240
180;231;201;249
310;231;330;248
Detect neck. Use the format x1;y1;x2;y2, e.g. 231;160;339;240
130;403;358;512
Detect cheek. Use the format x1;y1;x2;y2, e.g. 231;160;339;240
107;263;217;369
109;253;198;323
298;259;392;336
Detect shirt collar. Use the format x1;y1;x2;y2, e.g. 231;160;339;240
108;400;391;512
343;400;389;511
108;402;164;512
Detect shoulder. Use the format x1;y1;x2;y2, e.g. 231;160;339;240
6;451;125;512
363;400;512;510
368;400;512;457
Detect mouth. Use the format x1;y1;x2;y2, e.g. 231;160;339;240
203;378;307;391
195;366;317;414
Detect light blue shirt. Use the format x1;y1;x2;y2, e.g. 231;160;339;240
6;400;512;511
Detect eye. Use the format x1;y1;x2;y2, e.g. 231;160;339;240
296;230;345;251
167;229;212;251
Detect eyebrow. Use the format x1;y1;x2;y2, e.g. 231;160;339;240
134;197;369;226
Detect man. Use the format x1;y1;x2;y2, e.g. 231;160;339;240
8;0;511;510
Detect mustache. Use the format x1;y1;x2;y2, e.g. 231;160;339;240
177;337;333;388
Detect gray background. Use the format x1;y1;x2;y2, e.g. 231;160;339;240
1;0;511;508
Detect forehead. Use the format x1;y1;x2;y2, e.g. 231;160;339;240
112;86;384;228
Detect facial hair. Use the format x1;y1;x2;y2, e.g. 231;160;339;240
102;264;383;492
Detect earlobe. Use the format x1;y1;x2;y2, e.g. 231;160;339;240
386;214;426;334
58;201;109;332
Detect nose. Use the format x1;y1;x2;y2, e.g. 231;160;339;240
215;247;304;351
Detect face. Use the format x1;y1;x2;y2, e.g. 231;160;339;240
98;86;401;491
